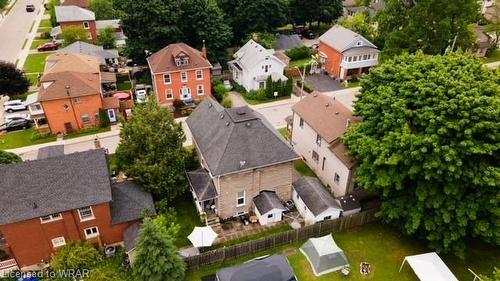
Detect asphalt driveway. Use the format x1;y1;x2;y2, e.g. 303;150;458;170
304;73;344;92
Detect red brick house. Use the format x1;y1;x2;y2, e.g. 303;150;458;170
0;149;155;270
147;43;212;106
318;25;379;80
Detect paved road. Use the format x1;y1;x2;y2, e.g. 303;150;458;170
0;0;44;64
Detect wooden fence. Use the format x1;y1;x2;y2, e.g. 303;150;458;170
184;208;378;271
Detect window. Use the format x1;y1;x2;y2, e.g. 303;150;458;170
165;89;173;100
259;81;265;89
164;73;171;84
63;104;70;111
74;97;81;104
196;70;203;80
348;57;352;62
51;237;66;248
353;56;358;62
267;213;273;219
312;150;319;162
367;54;371;60
84;227;99;239
322;157;326;171
81;114;90;123
334;173;340;184
32;104;42;111
181;71;188;82
83;21;90;29
323;216;332;221
197;85;204;95
316;134;321;146
363;54;368;60
296;192;299;199
78;206;94;221
264;65;269;73
299;118;304;128
236;191;245;207
40;213;62;223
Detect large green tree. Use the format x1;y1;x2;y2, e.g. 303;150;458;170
98;26;117;49
51;242;102;271
0;61;30;97
0;151;21;165
377;0;480;56
340;10;375;41
114;99;188;202
89;0;117;20
343;52;500;256
289;0;343;27
133;217;185;281
61;27;90;46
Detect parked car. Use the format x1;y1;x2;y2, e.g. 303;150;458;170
0;119;32;132
301;29;315;39
26;4;35;12
3;100;27;113
37;42;61;52
223;80;232;90
5;113;30;123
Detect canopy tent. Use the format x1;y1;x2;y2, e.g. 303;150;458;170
300;234;349;276
188;226;218;248
400;252;458;281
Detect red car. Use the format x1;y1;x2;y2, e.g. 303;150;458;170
37;42;61;52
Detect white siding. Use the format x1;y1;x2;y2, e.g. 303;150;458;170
292;189;341;225
233;57;286;92
254;206;283;225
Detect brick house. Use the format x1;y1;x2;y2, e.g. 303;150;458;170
186;97;299;224
39;53;119;134
318;25;379;80
0;149;155;270
147;43;212;106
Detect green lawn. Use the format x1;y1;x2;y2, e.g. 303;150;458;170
483;49;500;63
39;19;52;28
25;73;39;86
63;126;111;140
185;223;500;281
213;225;292;249
242;95;290;105
171;193;203;248
0;128;56;150
278;127;287;139
30;39;51;50
294;159;317;177
290;58;312;68
23;53;51;73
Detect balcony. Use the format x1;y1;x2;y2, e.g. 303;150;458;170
340;58;378;70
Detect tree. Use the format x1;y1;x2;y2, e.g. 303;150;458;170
377;0;480;56
484;0;500;47
316;0;343;26
51;242;102;271
0;151;21;165
98;26;117;49
0;61;30;97
133;217;185;281
114;99;188;201
89;0;117;20
49;0;61;27
480;268;500;281
342;52;500;256
289;0;343;27
340;10;376;41
61;27;90;46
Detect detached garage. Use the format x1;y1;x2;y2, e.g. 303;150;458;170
253;191;286;225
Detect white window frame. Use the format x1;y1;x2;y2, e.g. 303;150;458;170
196;70;203;80
334;173;340;184
51;237;66;248
236;191;246;207
267;213;273;219
197;85;204;96
316;134;321;146
84;227;99;239
165;89;173;100
78;206;95;221
163;73;172;84
83;21;90;29
81;113;90;123
86;32;92;40
181;71;188;82
40;213;62;223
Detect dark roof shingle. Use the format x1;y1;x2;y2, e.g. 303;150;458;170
253;191;285;214
187;169;218;201
110;181;156;225
293;177;341;216
147;43;211;73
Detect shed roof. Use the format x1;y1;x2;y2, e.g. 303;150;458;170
187;169;218;201
293;177;341;216
253;191;286;215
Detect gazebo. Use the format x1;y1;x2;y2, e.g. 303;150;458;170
300;234;349;276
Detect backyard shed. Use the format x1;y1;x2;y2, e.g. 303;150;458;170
300;234;349;276
400;252;458;281
253;191;286;225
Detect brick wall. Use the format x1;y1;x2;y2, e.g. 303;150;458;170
152;68;212;105
60;20;97;42
319;41;343;78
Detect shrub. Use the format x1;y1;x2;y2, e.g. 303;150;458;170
231;81;246;94
172;99;185;110
30;131;51;141
0;249;8;260
51;242;102;271
245;90;267;101
296;80;314;93
286;46;310;61
221;95;232;108
213;84;228;102
99;108;110;127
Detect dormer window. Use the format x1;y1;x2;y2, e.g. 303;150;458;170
175;55;189;66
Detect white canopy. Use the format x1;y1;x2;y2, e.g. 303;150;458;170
400;252;458;281
187;226;218;248
300;234;349;276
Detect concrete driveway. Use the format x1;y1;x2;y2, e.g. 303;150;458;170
304;73;344;92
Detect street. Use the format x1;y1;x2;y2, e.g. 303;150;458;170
0;0;44;64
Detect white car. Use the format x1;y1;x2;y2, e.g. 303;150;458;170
4;100;27;113
5;113;30;122
135;89;148;103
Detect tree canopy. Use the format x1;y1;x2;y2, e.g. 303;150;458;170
343;52;500;256
133;217;186;281
89;0;117;20
0;150;22;165
98;26;117;49
340;10;375;42
290;0;343;27
114;99;188;202
377;0;480;56
61;27;90;46
0;61;30;97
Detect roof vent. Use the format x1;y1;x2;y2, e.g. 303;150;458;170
208;103;213;108
239;160;246;168
335;111;339;115
220;114;224;119
236;109;246;115
245;122;251;127
325;103;329;107
226;121;230;126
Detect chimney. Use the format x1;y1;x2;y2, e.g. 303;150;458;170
201;40;207;59
94;136;101;149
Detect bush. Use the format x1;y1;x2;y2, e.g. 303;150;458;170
51;242;102;271
99;108;110;127
172;99;185;111
0;249;8;260
39;31;51;39
213;84;228;102
231;81;247;94
221;95;232;108
286;46;311;61
30;131;51;141
245;90;267;101
296;80;314;93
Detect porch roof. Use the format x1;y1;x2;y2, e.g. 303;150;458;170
187;169;218;201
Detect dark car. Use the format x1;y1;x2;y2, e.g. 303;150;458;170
26;4;35;12
301;29;315;39
37;42;61;52
0;119;32;132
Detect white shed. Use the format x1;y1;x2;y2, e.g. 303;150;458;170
293;177;342;225
253;191;286;225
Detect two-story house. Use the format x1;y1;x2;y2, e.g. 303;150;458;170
318;25;379;80
147;43;212;106
290;93;360;197
38;53;119;134
228;40;288;92
186;97;299;223
0;149;155;270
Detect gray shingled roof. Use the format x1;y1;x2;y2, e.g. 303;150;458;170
187;97;299;176
216;254;296;281
37;145;64;159
0;149;112;225
123;222;140;252
55;6;95;22
187;169;218;201
57;41;118;65
110;181;156;225
253;191;285;214
293;177;341;216
319;25;378;53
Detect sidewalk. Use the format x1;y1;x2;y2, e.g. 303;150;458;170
16;2;46;68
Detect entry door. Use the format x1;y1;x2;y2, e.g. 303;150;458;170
107;109;117;122
180;87;192;100
64;122;73;133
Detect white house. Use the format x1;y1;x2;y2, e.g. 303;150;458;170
293;177;342;225
253;191;286;225
228;40;288;92
290;93;359;197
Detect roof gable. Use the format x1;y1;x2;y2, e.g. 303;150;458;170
319;25;377;53
230;40;285;71
147;43;211;73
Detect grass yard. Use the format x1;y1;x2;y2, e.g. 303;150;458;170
346;81;360;88
294;159;317;177
30;39;51;50
483;49;500;63
116;73;132;91
278;127;287;139
242;95;290;105
185;223;500;281
290;57;312;68
25;73;39;86
63;126;111;140
23;53;51;73
39;19;52;28
213;225;292;249
171;193;203;248
0;128;56;150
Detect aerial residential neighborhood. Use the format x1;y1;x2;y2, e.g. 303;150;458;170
0;0;498;280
